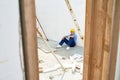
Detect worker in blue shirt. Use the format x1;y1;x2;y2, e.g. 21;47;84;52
56;28;77;50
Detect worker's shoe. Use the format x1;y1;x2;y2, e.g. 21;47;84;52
56;45;62;48
66;47;70;50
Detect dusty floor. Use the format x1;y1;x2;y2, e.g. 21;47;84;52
38;38;84;80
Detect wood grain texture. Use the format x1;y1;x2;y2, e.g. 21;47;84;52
84;0;109;80
102;0;115;80
19;0;39;80
84;0;120;80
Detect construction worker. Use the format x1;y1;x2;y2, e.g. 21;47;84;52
56;28;77;50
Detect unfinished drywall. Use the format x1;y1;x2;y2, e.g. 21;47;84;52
35;0;86;46
0;0;23;80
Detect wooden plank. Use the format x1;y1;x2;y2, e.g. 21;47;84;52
36;17;49;41
83;0;94;80
83;0;108;80
102;0;115;80
19;0;39;80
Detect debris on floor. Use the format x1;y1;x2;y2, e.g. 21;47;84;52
37;38;84;80
70;54;83;62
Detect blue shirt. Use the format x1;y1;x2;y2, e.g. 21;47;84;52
73;34;77;43
67;34;77;43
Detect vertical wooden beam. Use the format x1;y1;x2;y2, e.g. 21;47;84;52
83;0;108;80
109;0;120;79
19;0;39;80
83;0;94;80
84;0;120;80
102;0;115;80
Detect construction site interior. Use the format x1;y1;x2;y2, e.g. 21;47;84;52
0;0;120;80
36;0;85;80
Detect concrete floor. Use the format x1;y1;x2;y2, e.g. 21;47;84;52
37;38;84;80
37;37;83;56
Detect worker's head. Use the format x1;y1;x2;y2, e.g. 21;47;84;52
70;28;75;34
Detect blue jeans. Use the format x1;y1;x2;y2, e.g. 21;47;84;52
59;37;76;47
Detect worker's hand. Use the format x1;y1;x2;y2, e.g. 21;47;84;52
65;36;71;40
62;36;66;40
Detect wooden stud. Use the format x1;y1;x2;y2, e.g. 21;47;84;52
83;0;109;80
19;0;39;80
83;0;94;80
84;0;120;80
102;0;115;80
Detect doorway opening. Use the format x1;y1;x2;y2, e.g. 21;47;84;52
35;0;86;80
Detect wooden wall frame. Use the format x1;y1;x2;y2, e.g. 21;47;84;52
83;0;120;80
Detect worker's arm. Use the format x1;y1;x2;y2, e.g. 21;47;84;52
66;35;74;39
69;35;74;38
62;34;74;40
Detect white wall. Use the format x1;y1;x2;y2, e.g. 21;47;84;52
35;0;86;46
0;0;23;80
0;0;85;80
